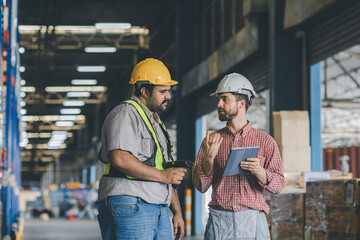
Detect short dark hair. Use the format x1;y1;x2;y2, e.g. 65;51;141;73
234;94;250;111
134;82;155;97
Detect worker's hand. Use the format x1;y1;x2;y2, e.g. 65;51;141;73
161;168;187;185
203;131;223;161
202;131;223;176
240;158;267;184
173;212;185;240
240;158;262;174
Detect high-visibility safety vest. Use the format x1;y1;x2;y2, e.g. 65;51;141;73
103;99;173;179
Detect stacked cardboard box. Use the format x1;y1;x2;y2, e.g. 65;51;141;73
305;179;360;240
273;111;311;172
65;182;82;189
270;191;305;240
284;171;353;188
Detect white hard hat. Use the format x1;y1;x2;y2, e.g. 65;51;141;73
210;73;256;105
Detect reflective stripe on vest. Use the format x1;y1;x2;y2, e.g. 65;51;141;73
104;99;164;177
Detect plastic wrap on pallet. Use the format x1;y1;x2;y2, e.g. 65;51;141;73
306;179;360;206
305;179;360;240
270;192;305;240
305;229;359;240
305;205;359;233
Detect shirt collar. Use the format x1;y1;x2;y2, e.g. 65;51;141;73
130;96;159;123
224;120;252;137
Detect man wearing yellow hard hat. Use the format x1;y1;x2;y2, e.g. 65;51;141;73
97;58;186;240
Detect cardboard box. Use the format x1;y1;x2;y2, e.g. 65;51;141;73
65;182;81;189
330;172;353;180
47;184;59;191
273;111;310;147
285;171;353;188
279;145;311;172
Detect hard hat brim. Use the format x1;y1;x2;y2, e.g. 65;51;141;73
129;79;178;86
161;79;178;86
210;90;256;98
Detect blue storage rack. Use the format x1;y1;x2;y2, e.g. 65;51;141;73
1;0;21;238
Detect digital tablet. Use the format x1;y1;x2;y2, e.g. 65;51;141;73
223;146;260;176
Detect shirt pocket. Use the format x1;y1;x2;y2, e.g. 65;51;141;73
139;132;155;160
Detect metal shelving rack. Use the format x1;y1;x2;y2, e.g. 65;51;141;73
1;0;21;238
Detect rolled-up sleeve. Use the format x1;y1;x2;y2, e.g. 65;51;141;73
258;138;284;194
100;105;141;163
192;141;213;193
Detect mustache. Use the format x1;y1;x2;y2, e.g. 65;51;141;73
162;99;170;105
218;108;225;112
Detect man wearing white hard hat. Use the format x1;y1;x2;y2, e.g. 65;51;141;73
192;73;284;239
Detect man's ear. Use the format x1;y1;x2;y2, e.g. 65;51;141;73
238;98;246;109
140;87;149;98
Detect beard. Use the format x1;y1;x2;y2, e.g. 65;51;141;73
218;107;238;121
148;98;169;113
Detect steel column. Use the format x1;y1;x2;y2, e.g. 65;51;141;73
310;62;323;171
194;117;206;235
269;0;309;134
176;0;196;235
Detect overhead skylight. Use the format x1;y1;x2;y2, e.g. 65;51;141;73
22;115;85;122
84;47;117;53
62;100;85;107
21;86;36;92
60;108;81;115
55;121;74;127
59;115;77;121
95;23;131;30
71;79;97;85
67;92;91;98
19;25;149;35
77;66;106;72
45;86;106;92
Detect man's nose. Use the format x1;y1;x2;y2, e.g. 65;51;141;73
166;91;171;100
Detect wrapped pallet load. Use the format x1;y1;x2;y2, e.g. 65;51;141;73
305;179;360;240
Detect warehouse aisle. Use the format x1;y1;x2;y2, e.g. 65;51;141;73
22;218;203;240
22;219;102;240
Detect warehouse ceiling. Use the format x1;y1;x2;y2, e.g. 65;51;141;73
18;0;176;187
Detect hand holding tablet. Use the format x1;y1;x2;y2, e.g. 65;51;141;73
223;146;260;176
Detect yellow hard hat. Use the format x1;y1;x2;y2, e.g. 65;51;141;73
129;58;178;86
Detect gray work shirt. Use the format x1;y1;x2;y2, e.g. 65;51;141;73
98;96;172;205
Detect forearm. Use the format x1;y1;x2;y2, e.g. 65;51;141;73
193;153;213;193
255;167;267;185
170;188;182;216
201;155;214;176
109;150;163;182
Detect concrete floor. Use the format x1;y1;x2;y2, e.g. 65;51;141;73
22;219;102;240
22;218;203;240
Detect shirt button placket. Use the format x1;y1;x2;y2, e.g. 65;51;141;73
234;133;243;148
